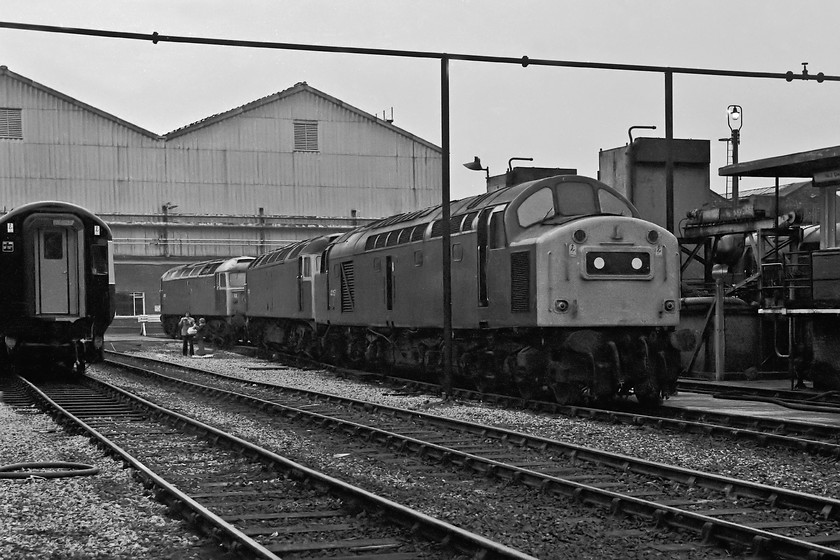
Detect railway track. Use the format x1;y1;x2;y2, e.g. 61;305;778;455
225;343;840;457
6;374;535;560
101;351;840;559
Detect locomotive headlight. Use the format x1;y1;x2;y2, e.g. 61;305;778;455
663;299;676;312
4;336;16;351
593;256;606;270
647;230;660;244
554;299;570;313
572;229;587;243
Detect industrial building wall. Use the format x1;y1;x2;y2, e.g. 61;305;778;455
0;72;163;212
0;75;441;221
0;67;443;319
163;89;441;218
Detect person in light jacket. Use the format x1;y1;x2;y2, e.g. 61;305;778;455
195;318;208;356
178;312;195;356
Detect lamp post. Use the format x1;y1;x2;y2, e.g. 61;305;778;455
463;156;489;180
727;104;743;205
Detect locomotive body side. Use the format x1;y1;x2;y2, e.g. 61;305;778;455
246;236;334;352
0;201;115;374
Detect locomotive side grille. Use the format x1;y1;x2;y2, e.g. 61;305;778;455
510;251;531;313
340;261;355;312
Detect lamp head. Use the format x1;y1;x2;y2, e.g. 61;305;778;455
463;156;485;172
727;105;743;131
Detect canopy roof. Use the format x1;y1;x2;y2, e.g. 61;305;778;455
720;145;840;178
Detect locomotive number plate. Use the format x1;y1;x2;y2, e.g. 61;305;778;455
2;241;13;252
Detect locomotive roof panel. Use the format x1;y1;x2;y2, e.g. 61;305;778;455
161;256;254;281
327;175;640;256
250;235;338;269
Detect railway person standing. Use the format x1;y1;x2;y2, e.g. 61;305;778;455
195;318;209;356
178;312;195;356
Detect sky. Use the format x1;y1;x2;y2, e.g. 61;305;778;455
2;1;840;202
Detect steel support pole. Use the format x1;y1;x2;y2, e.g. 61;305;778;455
731;128;740;205
715;276;725;380
440;56;453;396
664;71;674;233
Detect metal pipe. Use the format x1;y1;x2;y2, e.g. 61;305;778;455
714;275;725;380
2;22;839;82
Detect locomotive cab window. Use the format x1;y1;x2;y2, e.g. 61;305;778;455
556;182;597;216
229;272;246;287
598;189;634;216
517;187;554;228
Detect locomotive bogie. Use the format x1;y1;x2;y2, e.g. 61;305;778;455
0;201;115;376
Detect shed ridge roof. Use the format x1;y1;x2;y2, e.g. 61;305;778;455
0;66;440;152
0;65;161;139
162;81;441;152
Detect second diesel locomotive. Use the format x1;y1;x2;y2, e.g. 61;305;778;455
0;201;115;375
162;175;691;405
159;256;254;345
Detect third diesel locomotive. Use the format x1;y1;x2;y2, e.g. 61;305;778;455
162;175;690;405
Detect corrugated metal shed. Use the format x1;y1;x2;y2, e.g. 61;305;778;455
0;66;443;313
0;67;442;238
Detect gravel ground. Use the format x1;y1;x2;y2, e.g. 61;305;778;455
4;336;837;559
0;399;236;560
118;340;840;500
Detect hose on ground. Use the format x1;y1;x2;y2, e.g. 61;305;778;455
713;392;840;414
0;461;99;479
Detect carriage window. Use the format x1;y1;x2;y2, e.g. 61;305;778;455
91;244;108;275
517;187;555;227
598;188;634;216
43;231;63;259
556;182;597;216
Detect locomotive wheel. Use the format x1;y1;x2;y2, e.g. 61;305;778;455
635;385;662;408
633;337;662;407
550;382;588;405
459;352;490;394
547;350;595;406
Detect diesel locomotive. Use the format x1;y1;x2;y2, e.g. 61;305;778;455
159;256;255;345
162;175;691;405
0;201;115;375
